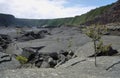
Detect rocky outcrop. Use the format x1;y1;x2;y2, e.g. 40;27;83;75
0;52;20;71
5;42;23;55
84;0;120;25
105;23;120;36
20;47;76;68
0;34;12;52
0;13;15;27
16;30;51;42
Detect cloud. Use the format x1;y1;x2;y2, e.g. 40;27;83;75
0;0;96;19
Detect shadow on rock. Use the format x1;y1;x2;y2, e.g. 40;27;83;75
0;34;12;52
89;47;118;57
16;30;51;42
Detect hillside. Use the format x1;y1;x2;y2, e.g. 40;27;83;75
70;4;112;25
0;13;15;27
84;0;120;25
0;0;119;27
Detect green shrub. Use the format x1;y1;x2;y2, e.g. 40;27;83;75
16;55;28;64
97;40;112;53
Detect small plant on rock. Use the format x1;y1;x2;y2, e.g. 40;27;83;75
96;40;112;55
16;55;28;64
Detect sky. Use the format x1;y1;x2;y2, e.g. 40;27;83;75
0;0;117;19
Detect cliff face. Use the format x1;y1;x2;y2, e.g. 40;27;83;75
84;0;120;25
107;0;120;22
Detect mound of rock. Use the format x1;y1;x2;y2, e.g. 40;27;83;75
0;34;12;52
20;47;77;68
16;30;51;42
0;52;20;71
5;42;23;55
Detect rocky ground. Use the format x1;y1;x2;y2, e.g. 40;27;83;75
0;26;120;78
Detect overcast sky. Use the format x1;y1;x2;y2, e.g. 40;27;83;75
0;0;117;19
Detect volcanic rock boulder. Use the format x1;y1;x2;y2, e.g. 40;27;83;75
0;52;20;71
5;42;23;55
21;46;45;59
20;47;76;68
0;34;12;51
16;30;51;42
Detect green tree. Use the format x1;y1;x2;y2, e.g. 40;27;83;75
83;25;108;67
